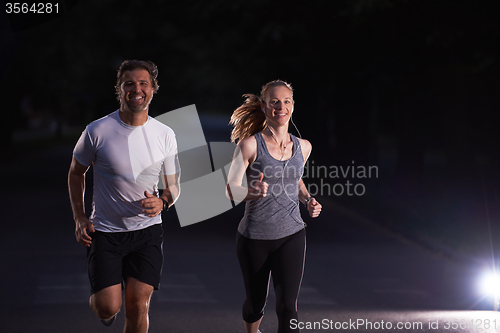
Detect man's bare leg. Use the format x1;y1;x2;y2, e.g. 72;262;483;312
123;277;154;333
89;284;123;323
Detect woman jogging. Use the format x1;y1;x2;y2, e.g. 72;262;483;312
226;80;322;333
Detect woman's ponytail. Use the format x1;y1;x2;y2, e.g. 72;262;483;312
229;94;267;143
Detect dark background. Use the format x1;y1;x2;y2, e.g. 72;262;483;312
2;0;500;285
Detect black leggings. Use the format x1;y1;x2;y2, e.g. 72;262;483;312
236;229;306;333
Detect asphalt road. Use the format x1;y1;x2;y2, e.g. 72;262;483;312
1;132;499;332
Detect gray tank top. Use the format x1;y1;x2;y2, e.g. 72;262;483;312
237;132;306;240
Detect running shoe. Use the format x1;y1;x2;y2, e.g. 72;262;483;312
100;315;116;327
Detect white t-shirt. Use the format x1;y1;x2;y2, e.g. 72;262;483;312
73;110;180;232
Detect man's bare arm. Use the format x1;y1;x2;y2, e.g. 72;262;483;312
68;156;94;247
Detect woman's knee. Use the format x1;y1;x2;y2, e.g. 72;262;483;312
243;297;266;323
276;298;297;318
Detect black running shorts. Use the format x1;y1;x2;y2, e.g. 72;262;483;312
86;224;164;294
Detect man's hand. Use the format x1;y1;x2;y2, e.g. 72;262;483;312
248;172;269;200
307;198;322;218
141;190;163;217
75;217;95;247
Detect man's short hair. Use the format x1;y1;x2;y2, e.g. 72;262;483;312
115;60;159;99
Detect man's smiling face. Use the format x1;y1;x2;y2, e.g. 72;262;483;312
118;69;155;114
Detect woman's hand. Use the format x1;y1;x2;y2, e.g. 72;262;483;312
248;172;269;200
307;198;322;218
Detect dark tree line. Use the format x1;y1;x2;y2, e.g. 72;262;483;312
2;0;500;185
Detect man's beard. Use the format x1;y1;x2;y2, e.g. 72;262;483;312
122;96;151;113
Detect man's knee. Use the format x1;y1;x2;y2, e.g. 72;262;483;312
124;293;153;322
125;298;150;320
124;278;154;319
89;285;122;319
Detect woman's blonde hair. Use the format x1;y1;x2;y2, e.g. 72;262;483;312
229;80;293;143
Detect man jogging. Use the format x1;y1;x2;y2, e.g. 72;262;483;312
68;59;180;333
